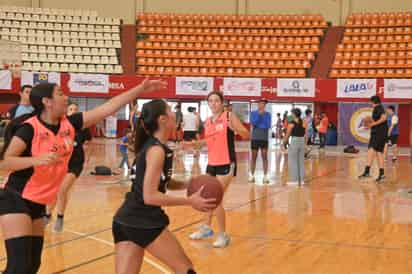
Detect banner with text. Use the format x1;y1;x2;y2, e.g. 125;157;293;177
223;78;261;97
277;78;315;97
21;71;61;86
0;70;12;90
175;77;214;96
337;79;376;98
384;79;412;99
69;73;109;93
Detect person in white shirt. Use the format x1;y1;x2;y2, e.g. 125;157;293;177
384;105;399;162
182;107;199;141
182;107;200;157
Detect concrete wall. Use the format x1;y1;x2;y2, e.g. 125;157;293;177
2;0;412;25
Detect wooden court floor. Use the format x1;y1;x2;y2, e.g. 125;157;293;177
1;138;412;274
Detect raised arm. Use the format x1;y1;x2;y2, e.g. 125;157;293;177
82;79;167;129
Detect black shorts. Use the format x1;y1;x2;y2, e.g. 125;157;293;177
251;140;269;150
112;221;165;248
387;135;399;146
368;133;386;153
0;188;45;220
206;162;237;177
68;148;85;177
183;131;197;141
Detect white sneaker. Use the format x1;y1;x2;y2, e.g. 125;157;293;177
263;175;270;183
248;173;255;182
189;224;214;240
213;233;230;248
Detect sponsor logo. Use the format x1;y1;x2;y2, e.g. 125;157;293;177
227;81;257;92
282;80;309;93
180;80;209;91
387;83;412;92
109;82;125;90
344;82;374;93
73;79;105;87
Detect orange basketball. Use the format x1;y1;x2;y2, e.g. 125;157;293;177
187;175;223;208
362;116;373;127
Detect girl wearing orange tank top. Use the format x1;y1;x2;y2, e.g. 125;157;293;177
186;91;249;248
0;79;166;274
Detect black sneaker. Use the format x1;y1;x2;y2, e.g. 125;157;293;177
358;173;370;179
375;175;385;183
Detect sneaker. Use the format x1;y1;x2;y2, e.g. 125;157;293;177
263;175;270;184
213;233;230;248
358;173;370;179
189;224;214;240
375;175;385;183
392;157;397;162
248;174;255;183
53;218;64;233
43;215;51;226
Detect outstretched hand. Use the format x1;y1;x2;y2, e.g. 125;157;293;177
139;78;168;94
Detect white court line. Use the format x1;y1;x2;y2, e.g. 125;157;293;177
64;228;171;274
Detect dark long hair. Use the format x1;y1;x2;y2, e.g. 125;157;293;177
134;99;168;154
291;108;303;126
0;83;56;160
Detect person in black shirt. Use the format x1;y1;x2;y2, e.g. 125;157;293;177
359;96;388;182
113;100;215;274
283;108;307;184
0;79;166;274
45;102;92;232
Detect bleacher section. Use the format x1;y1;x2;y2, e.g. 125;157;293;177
136;13;327;77
0;6;123;74
330;12;412;78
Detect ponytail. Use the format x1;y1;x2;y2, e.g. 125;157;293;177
0;111;37;160
134;117;150;154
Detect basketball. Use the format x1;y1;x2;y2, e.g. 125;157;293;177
187;175;223;208
362;116;373;128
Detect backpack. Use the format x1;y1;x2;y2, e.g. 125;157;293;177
90;165;117;176
343;145;359;154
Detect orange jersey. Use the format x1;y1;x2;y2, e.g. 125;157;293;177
204;111;236;166
5;116;75;204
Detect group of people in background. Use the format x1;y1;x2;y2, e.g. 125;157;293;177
248;99;331;184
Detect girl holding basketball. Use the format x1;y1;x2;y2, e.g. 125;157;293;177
187;91;249;248
0;79;165;274
113;99;216;274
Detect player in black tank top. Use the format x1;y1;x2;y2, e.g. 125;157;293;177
112;99;215;274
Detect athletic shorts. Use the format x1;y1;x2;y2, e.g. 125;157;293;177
0;188;45;220
183;131;197;141
112;221;165;248
68;148;85;177
206;162;237;177
368;133;386;153
387;135;399;146
251;140;269;150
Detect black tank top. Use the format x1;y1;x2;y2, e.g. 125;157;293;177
113;137;173;228
291;120;305;137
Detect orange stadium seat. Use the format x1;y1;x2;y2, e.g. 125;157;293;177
136;12;327;77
